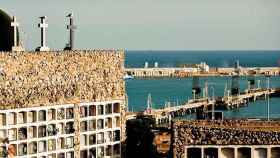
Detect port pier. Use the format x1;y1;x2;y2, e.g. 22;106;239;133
127;88;280;127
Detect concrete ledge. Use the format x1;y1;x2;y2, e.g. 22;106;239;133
185;145;280;158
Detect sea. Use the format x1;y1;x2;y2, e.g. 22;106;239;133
125;50;280;119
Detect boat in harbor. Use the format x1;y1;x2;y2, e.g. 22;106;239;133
123;74;134;79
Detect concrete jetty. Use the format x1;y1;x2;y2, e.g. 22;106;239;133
125;66;280;78
128;88;280;126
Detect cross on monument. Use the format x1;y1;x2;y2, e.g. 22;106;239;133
10;16;25;52
11;16;19;47
36;16;50;51
64;13;77;50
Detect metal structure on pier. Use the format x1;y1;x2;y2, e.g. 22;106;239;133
192;76;201;99
247;75;256;90
231;75;240;96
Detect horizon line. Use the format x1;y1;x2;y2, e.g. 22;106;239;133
125;49;280;52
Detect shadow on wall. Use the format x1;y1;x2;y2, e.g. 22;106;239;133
125;116;172;158
0;9;14;51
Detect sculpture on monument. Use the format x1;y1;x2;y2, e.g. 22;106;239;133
35;16;50;51
64;13;77;50
11;16;25;52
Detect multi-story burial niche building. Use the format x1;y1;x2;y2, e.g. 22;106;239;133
0;50;126;158
173;120;280;158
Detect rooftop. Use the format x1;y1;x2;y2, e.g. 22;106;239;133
173;120;280;146
174;120;280;132
0;50;125;109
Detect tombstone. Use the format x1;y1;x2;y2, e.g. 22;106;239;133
64;13;77;50
36;16;50;51
11;16;24;52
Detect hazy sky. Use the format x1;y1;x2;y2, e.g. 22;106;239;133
2;0;280;50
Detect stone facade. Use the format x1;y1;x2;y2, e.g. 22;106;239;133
0;49;126;158
0;50;125;109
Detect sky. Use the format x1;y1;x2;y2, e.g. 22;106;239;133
1;0;280;50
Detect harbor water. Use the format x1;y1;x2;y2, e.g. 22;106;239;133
125;50;280;119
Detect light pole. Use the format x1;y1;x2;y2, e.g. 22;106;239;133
257;80;260;89
205;79;209;99
192;89;196;101
227;90;230;100
267;77;270;121
211;86;215;120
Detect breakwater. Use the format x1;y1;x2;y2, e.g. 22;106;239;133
125;67;280;78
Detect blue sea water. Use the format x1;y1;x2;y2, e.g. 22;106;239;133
125;50;280;119
125;50;280;68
